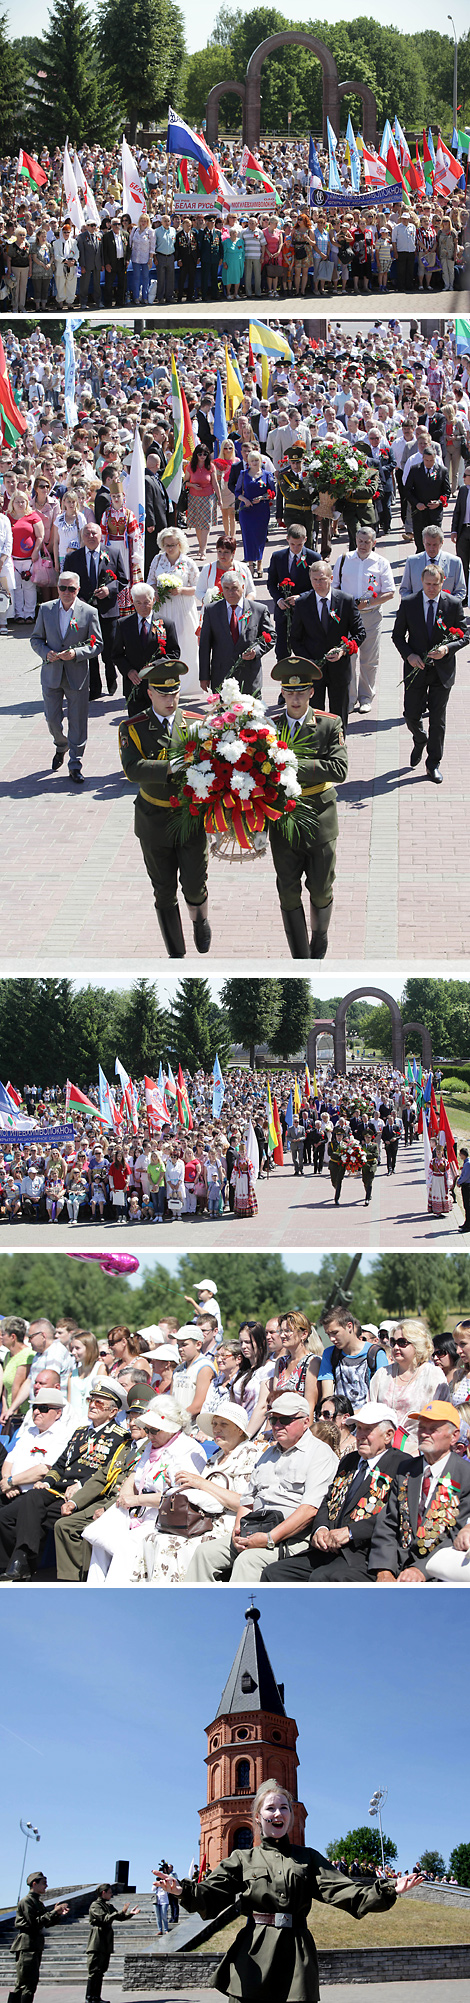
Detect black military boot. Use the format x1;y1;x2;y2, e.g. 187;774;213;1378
281;907;310;959
187;900;212;953
310;901;333;959
156;904;186;957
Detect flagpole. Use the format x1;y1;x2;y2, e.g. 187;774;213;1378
12;161;20;217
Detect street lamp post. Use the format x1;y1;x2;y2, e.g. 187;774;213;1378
448;15;458;132
369;1788;388;1872
18;1822;41;1903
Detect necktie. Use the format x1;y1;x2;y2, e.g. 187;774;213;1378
321;599;329;633
338;1457;367;1521
89;554;97;591
426;601;435;642
417;1467;432;1525
230;608;239;644
141;618;149;640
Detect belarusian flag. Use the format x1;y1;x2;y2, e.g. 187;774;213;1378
439;1096;459;1173
177;158;190;192
6;1081;21;1108
162;354;185;504
0;337;27;446
423;130;434;188
66;1079;108;1122
18;147;47;189
434;133;464;195
413;142;426;196
177;1063;193;1128
272;1094;284;1167
362;144;386;187
240;145;280;206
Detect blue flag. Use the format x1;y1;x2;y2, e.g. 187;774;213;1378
308;134;324;185
422;1072;432;1104
158;1061;165;1096
345;115;360;191
214;369;228;451
62;316;83;429
212;1054;225;1118
285;1090;293;1129
427;127;436;168
327;118;342;192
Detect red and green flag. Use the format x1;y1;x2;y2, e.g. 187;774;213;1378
177;1063;193;1129
438;1096;459;1174
18;147;48;190
177;158;191;193
272;1093;284;1167
240;145;281;206
413;142;426;196
65;1079;108;1123
0;336;27;446
422;129;434;189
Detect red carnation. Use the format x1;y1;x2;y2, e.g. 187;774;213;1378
449;627;464;638
285;797;297;811
344;638;359;655
169;794;180;808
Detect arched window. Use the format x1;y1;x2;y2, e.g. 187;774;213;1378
232;1826;252;1850
236;1759;250;1790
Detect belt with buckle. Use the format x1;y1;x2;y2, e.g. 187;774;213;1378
252;1911;292;1929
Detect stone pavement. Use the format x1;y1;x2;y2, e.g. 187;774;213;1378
1;499;468;969
2;1987;470;2003
6;1135;464;1248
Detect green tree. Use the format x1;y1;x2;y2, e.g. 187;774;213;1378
209;4;242;43
167;979;232;1073
267;980;313;1062
118;980;170;1078
0;13;27;145
400;979;470;1061
222;978;282;1069
356;1004;393;1058
96;0;185;141
32;0;102;143
181;46;239;128
418;1851;446;1877
374;1253;470;1335
449;1843;470;1888
325;1826;397;1868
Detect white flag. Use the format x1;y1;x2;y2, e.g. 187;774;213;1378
63;141;84;231
125;424;146;537
71;150;100;225
122;135;146;222
246;1118;259;1181
422;1111;432;1207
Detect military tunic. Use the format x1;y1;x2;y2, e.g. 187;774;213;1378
119;704;208;913
9;1893;64;2003
0;1420;129;1581
180;1838;396;2002
268;705;348;911
86;1897;130;2001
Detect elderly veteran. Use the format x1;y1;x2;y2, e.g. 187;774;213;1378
185;1390;339;1583
0;1387;74;1496
0;1378;129;1581
332;525;395;713
119;655;211;959
267;655;348;961
262;1403;414;1582
369;1400;470;1583
30;569;102;784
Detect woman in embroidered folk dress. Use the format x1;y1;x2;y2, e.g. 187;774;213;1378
373;1319;448;1454
427;1138;454;1218
168;1781;422;2003
231;1152;258;1220
146;1404;261;1584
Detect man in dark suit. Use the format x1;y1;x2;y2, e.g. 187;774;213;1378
404;442;450;552
77;224;102;307
291;559;366;734
393;564;468;783
101;216;128;307
144;449;169;576
451;464;470;594
262;1405;414;1582
369;1400;470;1582
267;525;319;659
367;427;395;536
199;570;274;696
74;522;127;699
114;583;179;714
195;398;214;454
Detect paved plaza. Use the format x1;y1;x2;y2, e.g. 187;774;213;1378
1;501;468;971
1;1986;470;2003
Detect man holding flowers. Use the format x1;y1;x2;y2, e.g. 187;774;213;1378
119;656;211;958
290;558;366;735
392;563;468;785
267;654;348;960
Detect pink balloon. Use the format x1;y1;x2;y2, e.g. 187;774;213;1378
67;1251;140;1275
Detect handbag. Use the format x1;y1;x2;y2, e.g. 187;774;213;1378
31;554;55;584
157;1491;216;1537
237;1508;285;1539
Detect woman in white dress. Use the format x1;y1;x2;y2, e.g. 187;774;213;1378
0;511;15;628
373;1318;448;1454
147;527;199;694
83;1395;206;1585
52;487;86;575
147;1404;261;1584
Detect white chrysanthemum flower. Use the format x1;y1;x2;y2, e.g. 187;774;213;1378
230;770;256;797
218;735;245;763
278;771;302;796
186;759;213;794
272;744;298;767
220;676;243;704
345;456;359;472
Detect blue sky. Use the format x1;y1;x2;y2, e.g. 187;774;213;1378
0;1593;467;1905
8;0;470;54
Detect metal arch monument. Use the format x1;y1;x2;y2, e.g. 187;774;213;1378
205;31;378;149
307;988;432;1076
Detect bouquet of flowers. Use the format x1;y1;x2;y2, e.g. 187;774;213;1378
153;573;184;612
406;617;463;689
169;677;316;861
301;442;380;508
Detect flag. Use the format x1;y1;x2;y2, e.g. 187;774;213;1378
18;147;47;190
423;129;434;188
386;139;405;191
177;1062;193;1129
122;134;146;221
158;1061;166;1098
456;318;470;355
380;119;394;161
176;1084;190;1127
266;1082;277;1154
285;1090;293;1130
62;317;83;430
0;1080;32;1128
434;133;464;194
313;1070;318;1099
345;116;360;191
6;1082;21;1108
394;115;422;195
115;1055;131;1094
181;385;196;467
239;144;280;205
145;1075;168;1133
162;353;185;504
99;1065;122;1131
212;1054;225;1118
272;1094;284;1166
0;336;27;445
422;1109;432;1203
439;1096;459;1174
457;129;470;155
362;144;386;187
167;107;217;175
126;423;146;538
214;370;228;451
293;1075;301;1116
225;345;243;422
327;117;342;191
71;150;100;224
66;1079;108;1122
246;1118;259;1180
308;134;324;186
63;140;84;230
261;353;270;398
413;142;426;196
177;158;191;192
248;320;294;363
304;1065;311;1100
165;1062;177;1111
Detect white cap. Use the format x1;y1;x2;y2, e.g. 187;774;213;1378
146;1344;180;1363
271;1392;310;1419
197;1401;250;1439
351;1403;396;1428
137;1323;163;1342
89;1377;128;1409
176;1323;202;1345
194;1279;218;1294
362;1324;379;1339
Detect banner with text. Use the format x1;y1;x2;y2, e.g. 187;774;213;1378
172;190;277;215
4;1124;75;1145
310;184;402;209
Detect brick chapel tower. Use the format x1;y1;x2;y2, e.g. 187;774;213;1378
199;1603;307;1871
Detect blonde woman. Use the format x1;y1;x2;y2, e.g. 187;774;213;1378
214;436;237;538
147;526;199;691
373;1318;448;1452
52;488;86;576
67;1330;101;1422
235;447;275;577
272;1312;323;1423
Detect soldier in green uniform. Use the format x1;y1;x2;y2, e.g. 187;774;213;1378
268;657;348;959
86;1885;140;2003
362;1125;379;1207
8;1873;69;2003
119;657;211;959
327;1121;349;1206
278;445;315;548
175;1779;420;2003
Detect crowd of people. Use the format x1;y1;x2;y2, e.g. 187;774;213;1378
1;317;469;954
1;1289;470;1583
0;137;467;308
0;1058;467;1230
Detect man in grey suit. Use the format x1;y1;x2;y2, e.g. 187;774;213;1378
399;523;466;601
31;572;103;784
199;570;274;695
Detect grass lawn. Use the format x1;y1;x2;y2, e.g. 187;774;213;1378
195;1898;470;1954
442;1087;470;1144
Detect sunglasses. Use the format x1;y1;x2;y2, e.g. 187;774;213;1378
390;1337;410;1348
271;1413;297;1427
